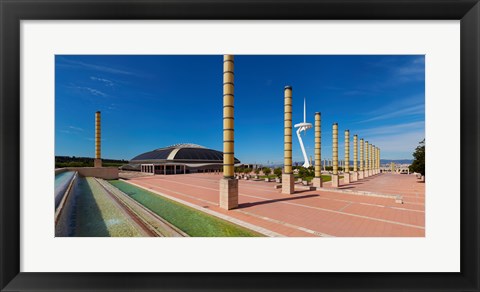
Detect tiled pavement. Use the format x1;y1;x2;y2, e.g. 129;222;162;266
127;173;425;237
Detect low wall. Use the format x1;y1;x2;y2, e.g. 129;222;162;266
55;168;68;175
66;167;119;180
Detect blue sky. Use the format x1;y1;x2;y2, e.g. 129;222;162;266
55;55;424;163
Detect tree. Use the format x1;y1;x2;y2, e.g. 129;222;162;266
254;168;260;175
298;167;306;179
409;139;425;176
263;167;271;176
274;167;282;178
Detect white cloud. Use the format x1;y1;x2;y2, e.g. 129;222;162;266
58;58;134;75
68;126;84;131
360;104;424;123
72;86;107;97
356;121;424;138
90;76;115;86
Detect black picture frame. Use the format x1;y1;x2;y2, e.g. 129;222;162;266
1;0;479;291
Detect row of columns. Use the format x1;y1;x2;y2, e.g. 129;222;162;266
140;164;187;175
218;54;383;209
331;126;381;187
283;87;382;192
141;164;154;174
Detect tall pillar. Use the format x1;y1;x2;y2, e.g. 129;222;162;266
365;141;370;177
371;145;375;175
312;112;322;188
376;149;379;174
369;143;373;176
94;111;102;168
331;123;339;187
378;148;381;174
352;134;358;181
282;86;295;194
343;130;351;184
219;55;238;210
358;138;364;179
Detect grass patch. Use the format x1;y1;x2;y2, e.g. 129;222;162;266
108;180;262;237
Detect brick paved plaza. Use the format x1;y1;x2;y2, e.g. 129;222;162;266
126;173;425;237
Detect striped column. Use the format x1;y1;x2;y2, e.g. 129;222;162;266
371;145;375;175
332;123;339;187
359;138;364;179
223;55;235;178
365;141;370;177
352;134;358;181
378;148;381;173
94;111;102;167
369;143;373;176
313;112;322;188
284;86;293;175
344;130;351;184
219;55;238;210
282;86;294;194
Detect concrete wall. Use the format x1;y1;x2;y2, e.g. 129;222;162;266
65;167;119;179
55;168;68;175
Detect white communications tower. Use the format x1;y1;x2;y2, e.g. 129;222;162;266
294;98;313;168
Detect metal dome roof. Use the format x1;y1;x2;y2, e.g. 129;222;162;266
130;144;240;164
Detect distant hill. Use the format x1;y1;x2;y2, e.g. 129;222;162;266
55;156;129;168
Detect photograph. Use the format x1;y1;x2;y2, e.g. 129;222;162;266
2;0;479;290
54;54;425;237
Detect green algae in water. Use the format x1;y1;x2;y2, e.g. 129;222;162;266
109;180;261;237
74;177;144;237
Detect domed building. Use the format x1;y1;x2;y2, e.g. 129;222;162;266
126;143;241;175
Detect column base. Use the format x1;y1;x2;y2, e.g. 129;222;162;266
343;172;351;184
219;178;238;210
331;174;339;188
351;171;358;181
94;158;102;168
312;177;323;189
282;174;295;194
365;170;370;178
358;171;364;179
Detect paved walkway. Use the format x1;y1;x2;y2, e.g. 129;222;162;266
127;173;425;237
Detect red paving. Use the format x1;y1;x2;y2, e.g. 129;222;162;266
127;173;425;237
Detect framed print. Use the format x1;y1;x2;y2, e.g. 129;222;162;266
1;0;479;291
